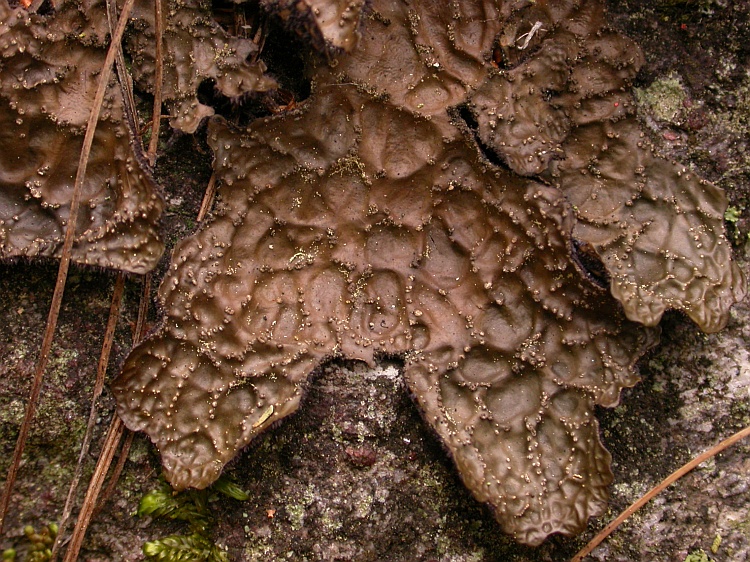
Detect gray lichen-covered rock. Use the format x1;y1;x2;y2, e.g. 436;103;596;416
112;0;745;547
0;0;164;273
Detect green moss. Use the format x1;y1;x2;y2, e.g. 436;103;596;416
137;477;248;562
711;534;722;554
143;534;229;562
2;523;58;562
684;549;711;562
724;206;742;223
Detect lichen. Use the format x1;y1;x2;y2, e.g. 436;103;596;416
0;0;164;273
635;74;688;123
126;0;277;133
260;0;365;53
0;0;742;550
112;0;745;546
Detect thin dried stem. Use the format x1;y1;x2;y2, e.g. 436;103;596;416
197;172;218;222
106;0;139;147
95;430;135;515
147;0;164;164
134;272;153;341
62;416;125;562
97;270;153;511
0;0;137;535
571;424;750;562
94;270;152;516
50;273;125;561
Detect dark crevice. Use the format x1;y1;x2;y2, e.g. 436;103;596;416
201;3;312;126
197;79;273;126
454;104;513;173
211;0;263;38
572;239;610;289
458;103;479;130
257;16;312;103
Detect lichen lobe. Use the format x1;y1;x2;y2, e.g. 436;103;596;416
0;0;164;273
112;0;745;546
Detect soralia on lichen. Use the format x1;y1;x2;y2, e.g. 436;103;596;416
0;0;164;273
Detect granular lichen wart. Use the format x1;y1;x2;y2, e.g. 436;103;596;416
110;0;745;547
634;74;688;124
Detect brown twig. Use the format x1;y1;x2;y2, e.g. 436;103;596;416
197;172;218;222
571;424;750;562
97;271;152;510
62;416;125;562
147;0;164;165
50;273;125;561
134;272;153;341
0;0;137;535
95;430;135;515
106;0;139;149
93;269;153;516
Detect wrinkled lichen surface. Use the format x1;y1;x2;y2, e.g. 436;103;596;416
0;0;164;273
0;0;747;555
104;0;745;547
126;0;277;133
